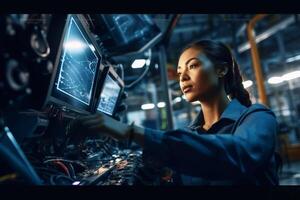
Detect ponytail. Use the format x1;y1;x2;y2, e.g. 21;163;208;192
227;59;252;107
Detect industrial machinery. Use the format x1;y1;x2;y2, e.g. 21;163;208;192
0;14;171;185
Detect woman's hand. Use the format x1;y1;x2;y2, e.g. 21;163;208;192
68;113;131;141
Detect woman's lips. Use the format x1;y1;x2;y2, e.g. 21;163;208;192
183;86;193;93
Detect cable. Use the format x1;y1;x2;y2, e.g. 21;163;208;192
115;63;124;81
43;158;87;169
102;143;113;156
52;161;70;177
125;48;152;89
34;166;66;176
66;163;76;179
49;174;75;185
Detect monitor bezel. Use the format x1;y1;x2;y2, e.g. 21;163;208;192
94;64;124;117
43;14;103;114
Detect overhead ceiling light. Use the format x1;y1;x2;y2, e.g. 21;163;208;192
141;103;155;110
131;59;146;69
282;109;291;116
286;55;300;63
157;102;166;108
268;70;300;85
242;80;253;89
173;97;182;104
268;76;284;84
282;71;300;81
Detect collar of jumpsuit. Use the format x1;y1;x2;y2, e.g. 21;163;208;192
188;99;247;132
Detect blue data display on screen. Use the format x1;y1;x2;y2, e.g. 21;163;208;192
56;16;99;106
111;14;150;44
97;75;121;115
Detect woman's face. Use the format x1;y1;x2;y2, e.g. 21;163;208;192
177;47;220;102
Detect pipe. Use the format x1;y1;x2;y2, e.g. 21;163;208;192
239;15;295;53
247;14;268;106
160;14;182;47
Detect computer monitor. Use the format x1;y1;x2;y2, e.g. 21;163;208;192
44;14;103;113
92;14;162;56
95;66;124;116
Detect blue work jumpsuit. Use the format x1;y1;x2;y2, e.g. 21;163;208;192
143;99;279;185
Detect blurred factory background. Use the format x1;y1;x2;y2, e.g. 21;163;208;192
118;14;300;185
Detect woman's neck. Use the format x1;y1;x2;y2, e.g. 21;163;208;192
200;91;230;130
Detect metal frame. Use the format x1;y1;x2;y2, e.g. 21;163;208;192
158;45;174;130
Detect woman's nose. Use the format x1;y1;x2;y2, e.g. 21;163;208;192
180;71;190;82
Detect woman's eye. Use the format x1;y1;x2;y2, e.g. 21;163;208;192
189;64;197;69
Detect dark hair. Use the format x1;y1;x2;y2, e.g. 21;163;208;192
181;39;252;107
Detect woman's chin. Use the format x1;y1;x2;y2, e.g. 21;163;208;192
185;95;198;102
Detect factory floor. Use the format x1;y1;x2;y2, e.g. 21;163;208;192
279;160;300;185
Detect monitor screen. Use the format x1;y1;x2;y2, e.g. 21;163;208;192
95;14;162;56
48;15;101;112
97;73;121;116
109;14;154;45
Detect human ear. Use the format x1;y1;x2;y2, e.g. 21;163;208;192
216;65;228;78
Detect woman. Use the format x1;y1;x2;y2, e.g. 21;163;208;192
70;40;280;185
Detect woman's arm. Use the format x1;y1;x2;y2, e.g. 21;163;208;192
70;109;277;181
69;113;145;146
142;110;277;180
131;125;145;147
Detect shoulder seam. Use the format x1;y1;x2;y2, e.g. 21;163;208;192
230;105;275;134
